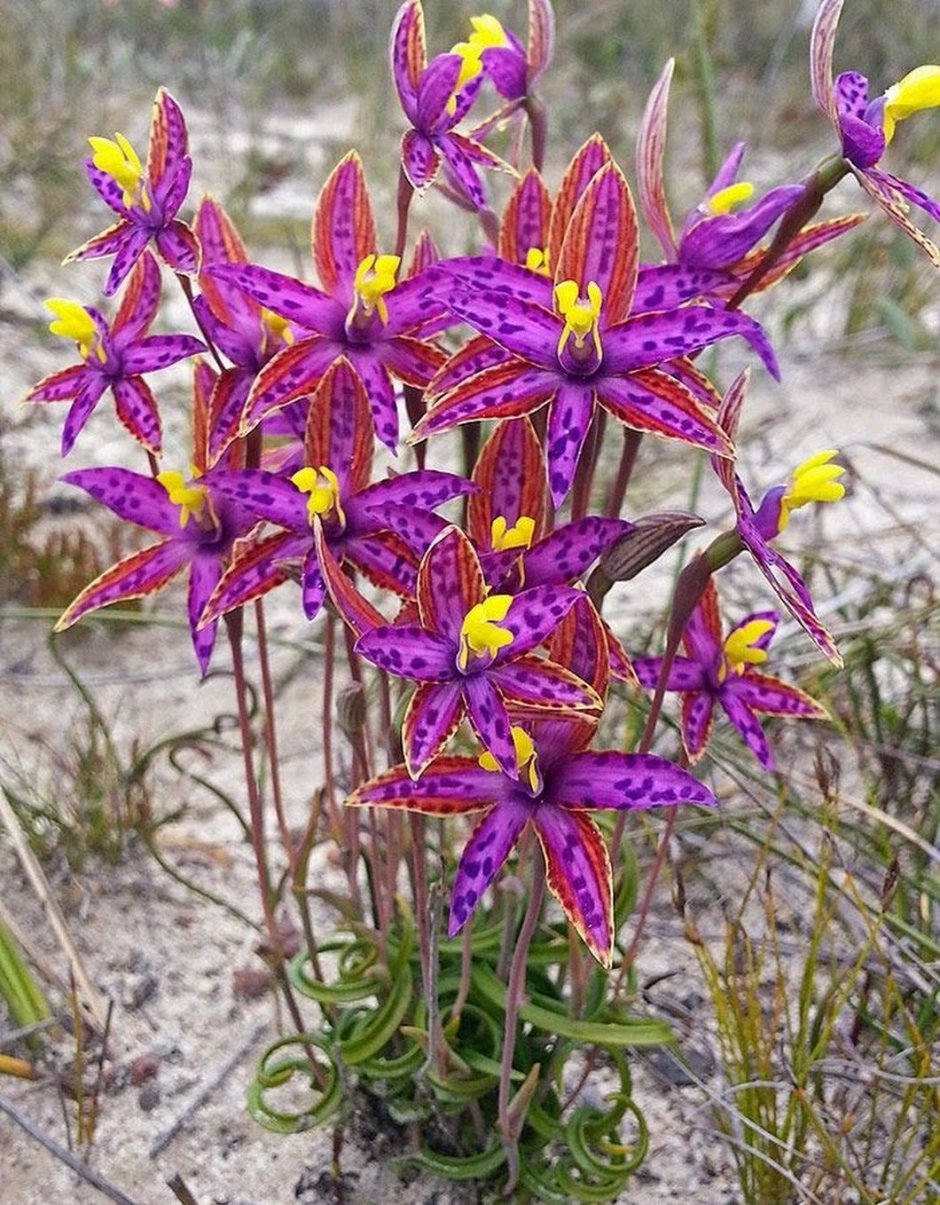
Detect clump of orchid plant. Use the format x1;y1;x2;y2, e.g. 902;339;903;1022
28;0;935;1197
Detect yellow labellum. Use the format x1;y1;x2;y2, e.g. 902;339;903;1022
260;307;294;351
883;65;940;143
459;593;514;669
555;279;603;361
479;725;540;791
706;181;754;216
88;133;151;211
157;468;212;528
525;246;551;276
352;254;400;326
491;514;536;552
723;619;775;675
448;13;508;110
779;450;845;531
45;298;104;362
291;465;343;524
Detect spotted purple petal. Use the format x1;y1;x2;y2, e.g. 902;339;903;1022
632;655;708;692
729;672;828;720
545;384;595;506
498;585;582;660
464;672;516;780
720;690;775;771
112;376;162;453
208;468;307;532
535;806;613;965
448;800;528;936
188;555;223;676
682;692;715;763
547;751;716;811
61;466;180;536
402;680;466;779
355;623;455;681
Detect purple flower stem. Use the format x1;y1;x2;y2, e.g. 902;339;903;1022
604;428;643;519
395;165;414;262
321;613;340;839
409;812;447;1076
498;846;546;1192
525;95;548;174
175;271;227;375
727;154;849;310
452;918;474;1021
224;610;317;1068
570;410;606;523
403;384;427;469
480;207;500;248
612;554;712;857
254;599;291;856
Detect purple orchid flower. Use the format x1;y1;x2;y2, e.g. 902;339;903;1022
633;578;829;772
633;57;863;311
390;0;514;210
711;372;845;667
348;719;715;966
414;162;779;506
26;251;204;456
353;525;598;780
470;0;553;105
207;151;448;450
54;364;254;675
64;89;198;296
811;0;940;264
200;359;475;627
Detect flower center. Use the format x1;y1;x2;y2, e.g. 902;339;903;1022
524;246;551;276
88;133;151;212
348;254;400;329
458;593;514;670
554;279;603;367
479;725;541;794
721;619;775;679
45;298;106;364
490;514;536;552
704;181;754;216
447;14;509;113
882;65;940;143
778;450;846;533
291;465;344;527
157;467;216;530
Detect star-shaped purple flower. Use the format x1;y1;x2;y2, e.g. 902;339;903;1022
64;89;198;296
633;578;829;771
26;251;204;456
207;151;448;450
54;366;254;675
390;0;514;210
415;162;778;505
811;0;940;264
349;721;715;966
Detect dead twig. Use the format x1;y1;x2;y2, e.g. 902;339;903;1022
148;1020;267;1158
0;1092;142;1205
